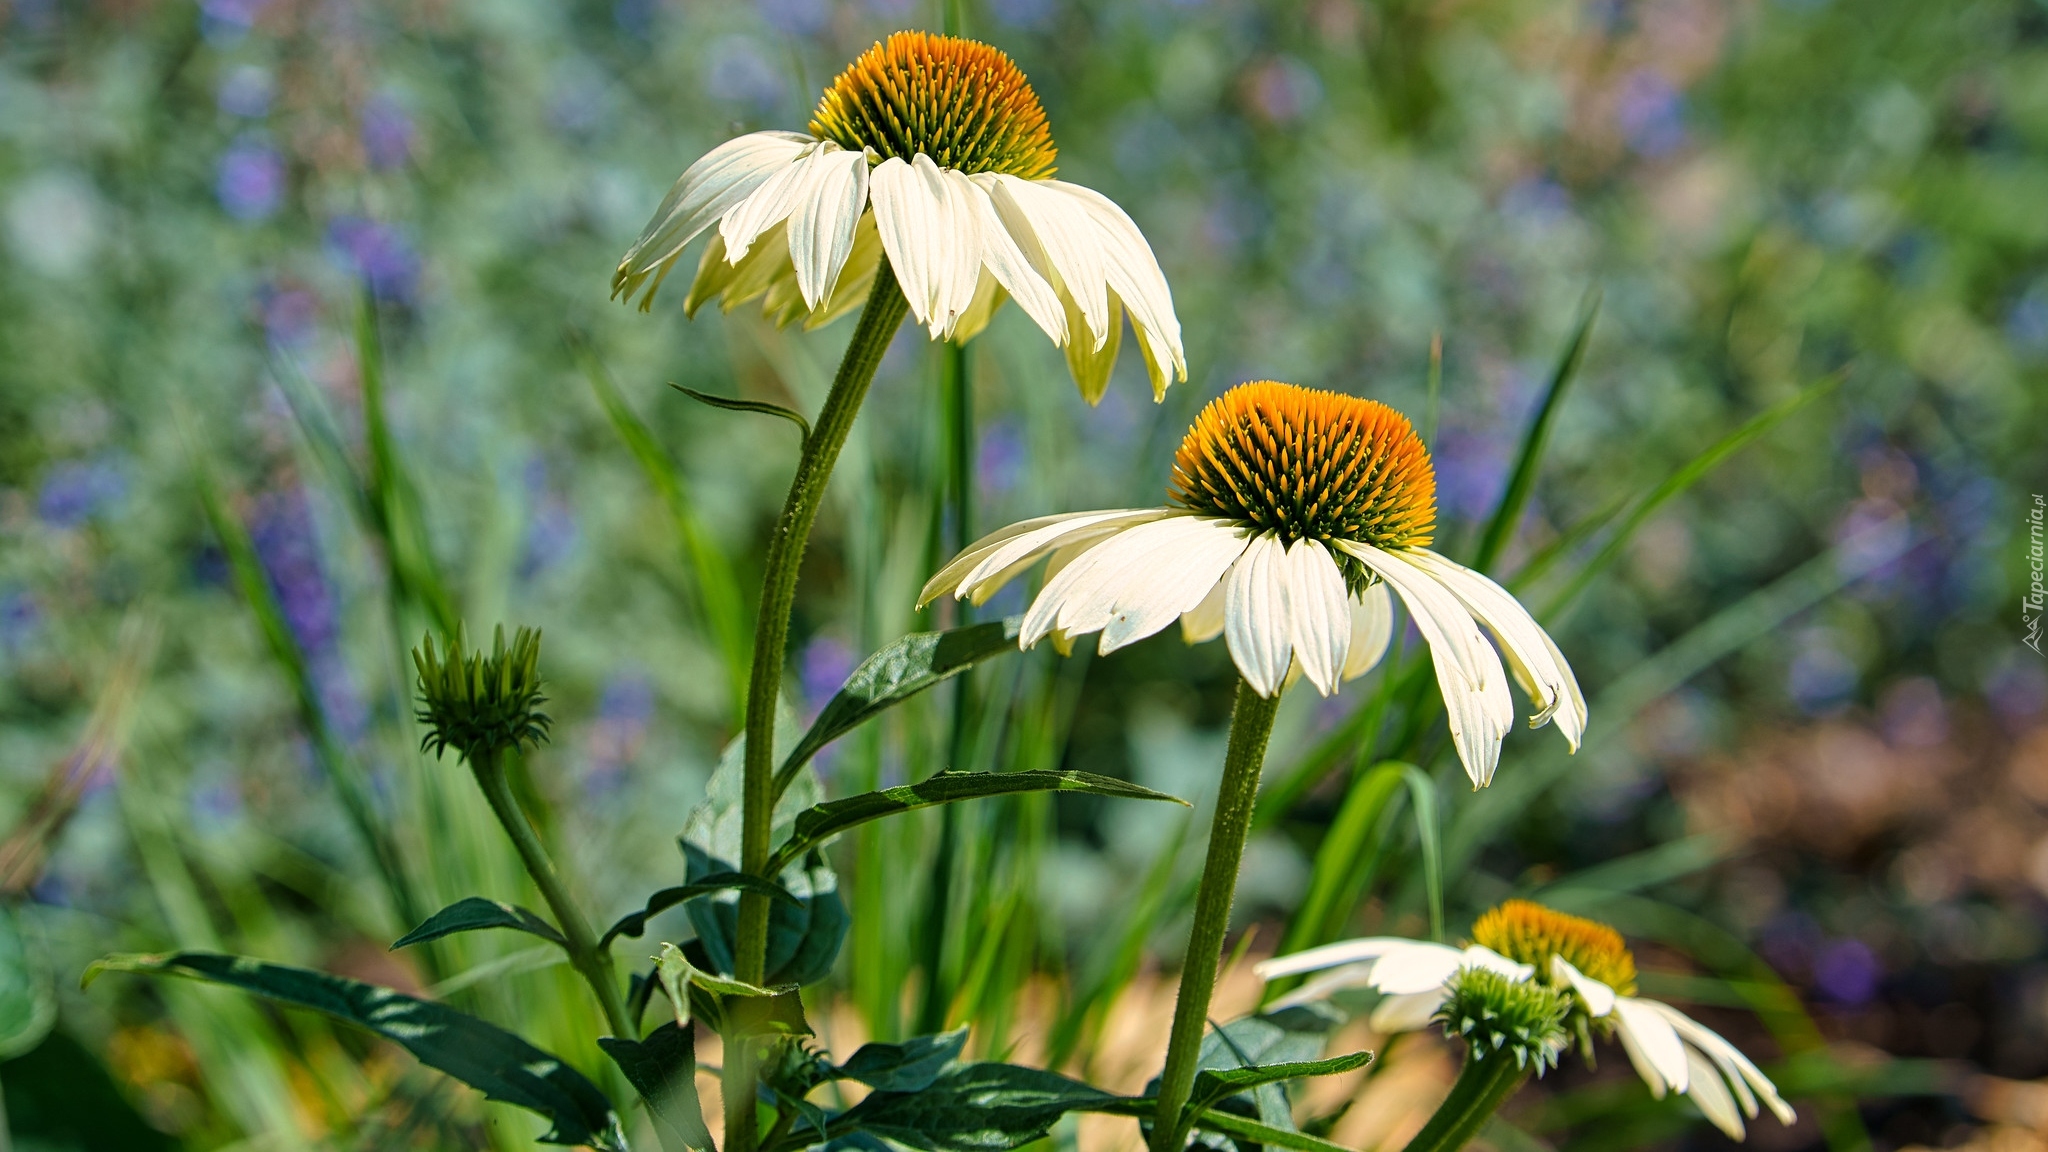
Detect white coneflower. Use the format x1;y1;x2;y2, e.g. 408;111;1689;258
612;30;1185;404
918;380;1584;787
1256;900;1798;1142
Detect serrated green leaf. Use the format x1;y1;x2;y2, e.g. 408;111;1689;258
599;1021;714;1152
835;1062;1115;1152
773;619;1024;801
599;872;801;949
392;897;565;950
834;1028;969;1092
770;770;1186;873
84;951;623;1149
1189;1051;1373;1113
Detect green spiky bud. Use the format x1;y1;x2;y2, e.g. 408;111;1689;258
1435;967;1571;1075
413;625;551;762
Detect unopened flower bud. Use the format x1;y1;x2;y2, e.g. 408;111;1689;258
1436;966;1571;1074
413;625;551;762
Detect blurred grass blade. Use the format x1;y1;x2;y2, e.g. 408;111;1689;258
1048;809;1192;1067
776;617;1023;800
86;951;626;1149
1400;764;1444;942
1541;369;1846;618
356;294;459;635
1279;763;1406;958
1505;491;1630;592
1423;331;1442;450
575;340;752;721
1471;291;1600;574
671;383;812;443
771;769;1186;872
392;897;565;950
1534;834;1732;901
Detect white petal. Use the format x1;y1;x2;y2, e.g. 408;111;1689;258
804;212;884;328
787;145;871;309
1224;534;1293;697
919;509;1159;608
1048;180;1186;385
1684;1048;1747;1140
685;221;793;317
1343;581;1394;681
1366;941;1470;995
1406;549;1586;750
720;143;826;263
1369;990;1448;1034
966;174;1065;344
1460;945;1535;983
1100;521;1250;653
984;175;1110;348
1254;937;1416;980
948;269;1006;344
933;167;988;338
1551;956;1616;1018
1181;577;1228;644
1648;1001;1795;1125
1614;997;1690;1094
868;156;946;331
1283;538;1352;696
615;131;810;300
1266;963;1379;1011
1063;288;1123;405
1035;516;1217;644
960;511;1169;606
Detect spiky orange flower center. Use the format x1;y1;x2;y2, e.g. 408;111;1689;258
1471;900;1638;996
809;31;1056;180
1169;381;1437;552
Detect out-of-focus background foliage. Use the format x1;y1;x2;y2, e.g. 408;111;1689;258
1;0;2045;1148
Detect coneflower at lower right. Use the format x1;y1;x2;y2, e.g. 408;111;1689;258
919;379;1585;788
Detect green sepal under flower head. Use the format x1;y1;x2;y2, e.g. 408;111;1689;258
414;625;552;762
1436;967;1571;1075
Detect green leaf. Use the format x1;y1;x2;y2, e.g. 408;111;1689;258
0;905;56;1060
1400;764;1444;943
835;1028;969;1092
1471;291;1600;574
774;618;1024;801
1190;1108;1357;1152
657;941;775;1006
672;383;813;442
392;897;565;950
770;769;1186;873
679;844;848;988
1189;1051;1373;1113
836;1062;1115;1152
84;952;623;1149
599;1021;714;1152
599;872;801;949
652;943;810;1039
1187;1006;1345;1130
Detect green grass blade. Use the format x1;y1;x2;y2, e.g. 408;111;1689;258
1471;291;1600;574
355;294;459;636
1278;763;1405;960
1399;764;1444;942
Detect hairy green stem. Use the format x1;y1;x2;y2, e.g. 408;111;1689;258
469;749;632;1039
1401;1047;1531;1152
730;265;907;1152
1150;679;1282;1152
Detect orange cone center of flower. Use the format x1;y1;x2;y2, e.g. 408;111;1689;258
1471;899;1638;996
1169;381;1437;550
810;31;1057;180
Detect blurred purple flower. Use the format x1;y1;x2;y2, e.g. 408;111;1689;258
1245;56;1323;125
584;672;655;797
977;420;1025;500
1787;627;1858;713
362;95;415;169
1814;939;1882;1004
1499;176;1575;230
1985;654;2048;731
2007;281;2048;360
991;0;1056;30
218;65;274;117
520;459;579;580
325;216;419;302
800;634;857;714
1428;428;1511;522
249;487;338;655
1835;497;1912;581
615;0;658;37
37;458;126;527
190;779;243;829
258;283;319;347
758;0;827;37
217;138;286;221
705;34;784;111
0;589;39;651
200;0;267;39
1615;70;1688;158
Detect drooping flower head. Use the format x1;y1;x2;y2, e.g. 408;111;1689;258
1256;901;1797;1142
921;380;1583;787
614;31;1185;403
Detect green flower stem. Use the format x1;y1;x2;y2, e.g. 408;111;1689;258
469;749;632;1039
1400;1048;1532;1152
729;265;907;1152
1149;678;1283;1152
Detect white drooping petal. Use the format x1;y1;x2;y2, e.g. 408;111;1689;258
985;174;1110;349
786;145;872;309
1650;1001;1796;1125
931;165;987;338
1282;538;1353;696
616;131;810;297
1366;941;1471;995
1099;521;1251;653
1370;990;1449;1034
961;511;1169;608
1025;516;1218;646
1614;997;1691;1094
1224;533;1293;697
1181;578;1228;644
686;222;795;318
1684;1048;1747;1140
720;143;828;263
1048;180;1186;389
1406;549;1586;750
1341;543;1514;787
965;174;1065;345
804;212;884;329
1254;937;1415;981
1266;962;1379;1011
1343;581;1395;681
1550;956;1617;1018
919;509;1160;608
869;156;953;334
1064;289;1123;406
1459;945;1536;983
948;269;1007;344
